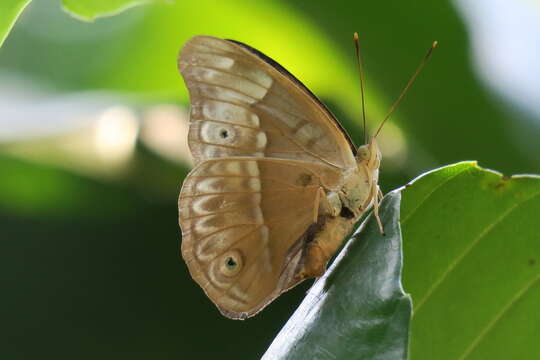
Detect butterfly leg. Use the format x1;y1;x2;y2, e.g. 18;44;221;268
320;191;342;217
373;185;385;235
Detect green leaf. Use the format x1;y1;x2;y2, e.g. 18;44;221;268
0;0;31;48
61;0;154;22
401;162;540;359
263;192;411;360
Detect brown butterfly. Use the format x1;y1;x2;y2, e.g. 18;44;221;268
177;35;435;319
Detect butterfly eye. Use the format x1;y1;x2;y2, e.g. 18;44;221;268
220;250;243;277
356;145;371;161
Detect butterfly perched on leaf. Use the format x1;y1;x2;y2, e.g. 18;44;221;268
177;35;435;319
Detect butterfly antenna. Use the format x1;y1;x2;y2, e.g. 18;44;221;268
374;41;438;138
353;32;368;144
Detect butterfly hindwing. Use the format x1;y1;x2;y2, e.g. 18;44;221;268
179;157;343;318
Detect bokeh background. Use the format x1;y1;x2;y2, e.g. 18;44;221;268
1;0;539;358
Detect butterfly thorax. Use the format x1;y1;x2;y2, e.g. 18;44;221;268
336;138;381;218
295;140;382;279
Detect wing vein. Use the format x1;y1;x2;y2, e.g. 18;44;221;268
181;208;248;221
193;139;261;152
180;189;300;199
190;118;278;133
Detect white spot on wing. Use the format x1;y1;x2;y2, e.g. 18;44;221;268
195;231;227;261
278;113;301;128
194;83;257;105
250;113;260;127
225;161;242;175
203;146;222;158
245;160;260;176
196;178;218;193
256;132;267;149
253;72;273;89
202;101;260;128
259;225;269;244
193;215;219;235
249;178;261;191
252;206;264;224
230;285;251;303
186;67;268;100
192;196;211;215
192;52;235;70
259;225;273;272
295;123;323;145
206;259;228;288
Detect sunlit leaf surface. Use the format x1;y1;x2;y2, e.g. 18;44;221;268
402;162;540;359
0;0;31;47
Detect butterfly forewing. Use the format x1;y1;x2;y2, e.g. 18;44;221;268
178;36;357;169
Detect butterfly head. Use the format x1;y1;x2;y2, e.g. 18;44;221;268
356;138;381;170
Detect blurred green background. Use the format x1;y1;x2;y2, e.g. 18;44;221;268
1;0;539;358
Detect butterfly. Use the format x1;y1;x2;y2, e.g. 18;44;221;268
177;35;435;319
